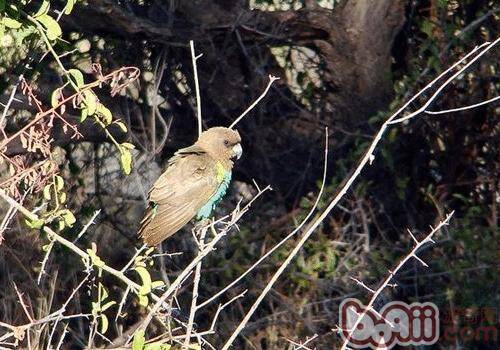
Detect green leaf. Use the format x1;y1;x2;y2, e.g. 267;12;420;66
91;301;100;315
64;0;76;15
120;148;132;175
59;192;67;204
11;24;37;45
134;266;152;295
100;314;109;334
87;249;105;268
42;243;52;252
99;282;109;300
121;142;135;150
25;218;45;229
132;330;146;350
101;301;116;312
420;19;433;37
144;343;172;350
436;0;447;8
57;219;65;231
80;108;88;122
151;280;165;289
0;0;5;12
54;175;64;190
43;184;52;200
3;17;22;29
115;121;128;133
84;91;97;115
51;88;61;108
68;68;84;88
34;0;50;18
138;294;149;307
97;103;112;125
37;14;62;41
60;209;76;227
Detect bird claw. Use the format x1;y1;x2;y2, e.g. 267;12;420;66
194;218;210;232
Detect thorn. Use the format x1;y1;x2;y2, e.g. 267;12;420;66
349;276;375;293
413;254;429;267
406;228;419;244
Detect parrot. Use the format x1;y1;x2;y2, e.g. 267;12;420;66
137;127;243;246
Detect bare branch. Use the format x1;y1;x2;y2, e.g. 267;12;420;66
190;40;203;136
340;212;454;349
229;75;280;129
425;95;500;115
389;38;499;124
183;226;208;349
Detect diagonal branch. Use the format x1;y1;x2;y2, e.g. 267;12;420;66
339;212;454;349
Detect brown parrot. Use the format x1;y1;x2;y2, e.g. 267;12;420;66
138;127;242;246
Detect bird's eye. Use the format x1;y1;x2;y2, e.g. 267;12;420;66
223;140;230;146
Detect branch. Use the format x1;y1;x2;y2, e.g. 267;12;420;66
339;212;454;349
0;67;139;150
189;40;203;137
182;226;207;349
425;95;500;115
229;75;279;129
220;38;499;349
388;38;499;124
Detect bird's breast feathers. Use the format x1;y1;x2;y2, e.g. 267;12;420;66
215;161;226;183
196;161;232;220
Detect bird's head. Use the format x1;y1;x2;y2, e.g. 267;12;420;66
196;127;242;164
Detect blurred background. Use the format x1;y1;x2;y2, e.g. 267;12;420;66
0;0;498;349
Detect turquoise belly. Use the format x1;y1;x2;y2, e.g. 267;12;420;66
196;171;232;220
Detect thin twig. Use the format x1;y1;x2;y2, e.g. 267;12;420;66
229;75;279;129
425;95;500;115
190;40;203;136
182;226;208;349
73;209;101;243
37;241;54;285
389;38;499;124
47;274;90;348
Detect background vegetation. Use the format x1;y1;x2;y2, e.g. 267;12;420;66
0;0;498;349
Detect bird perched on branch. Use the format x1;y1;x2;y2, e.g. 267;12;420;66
138;127;243;246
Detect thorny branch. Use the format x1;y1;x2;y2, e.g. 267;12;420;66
338;212;454;349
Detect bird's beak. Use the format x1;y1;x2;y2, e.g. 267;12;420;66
232;143;243;160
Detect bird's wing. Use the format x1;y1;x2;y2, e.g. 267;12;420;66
138;147;219;246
